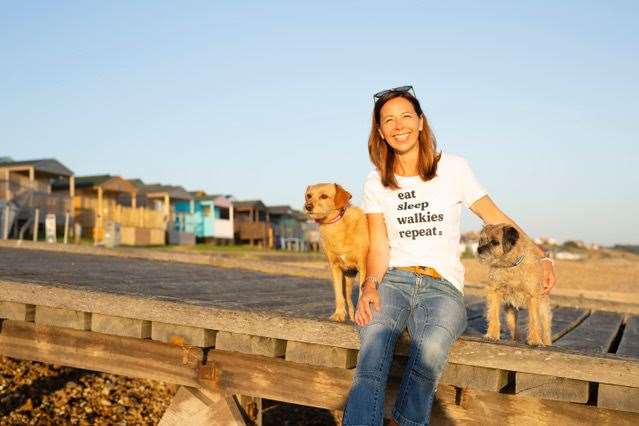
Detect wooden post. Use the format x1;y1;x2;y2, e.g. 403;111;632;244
2;204;9;240
158;386;246;426
32;208;39;241
69;175;75;221
4;169;10;200
29;167;34;185
96;187;103;244
131;192;137;208
63;212;69;244
164;194;170;228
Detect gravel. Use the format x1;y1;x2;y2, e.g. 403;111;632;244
0;356;337;425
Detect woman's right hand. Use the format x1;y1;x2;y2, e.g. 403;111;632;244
355;286;381;326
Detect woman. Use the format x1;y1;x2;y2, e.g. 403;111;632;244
342;86;556;426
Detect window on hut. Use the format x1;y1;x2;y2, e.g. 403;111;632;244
218;207;230;220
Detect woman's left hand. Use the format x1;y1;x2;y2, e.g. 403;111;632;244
541;260;556;294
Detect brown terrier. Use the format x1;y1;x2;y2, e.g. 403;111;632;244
477;224;552;346
304;183;369;322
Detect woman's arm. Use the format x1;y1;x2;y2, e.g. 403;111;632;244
470;195;556;294
355;213;389;326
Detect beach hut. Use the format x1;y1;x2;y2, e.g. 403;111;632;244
0;158;74;240
267;205;307;250
52;175;165;246
131;183;195;245
233;200;271;247
173;192;234;244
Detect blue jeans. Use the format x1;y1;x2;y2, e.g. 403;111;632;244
343;268;467;426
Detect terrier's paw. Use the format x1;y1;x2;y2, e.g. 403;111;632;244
527;338;544;347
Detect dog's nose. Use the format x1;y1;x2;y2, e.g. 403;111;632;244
305;202;313;211
477;244;488;255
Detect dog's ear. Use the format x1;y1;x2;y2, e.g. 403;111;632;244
502;225;519;253
333;184;352;209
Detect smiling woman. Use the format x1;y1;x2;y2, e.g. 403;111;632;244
342;86;556;426
368;87;440;189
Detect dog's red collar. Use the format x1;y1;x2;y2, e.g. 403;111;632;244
316;207;347;225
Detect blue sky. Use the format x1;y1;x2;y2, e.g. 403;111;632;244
2;1;638;245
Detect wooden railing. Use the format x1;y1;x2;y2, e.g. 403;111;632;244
73;196;165;229
234;221;269;240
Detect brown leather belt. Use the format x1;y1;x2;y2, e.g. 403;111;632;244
396;266;442;279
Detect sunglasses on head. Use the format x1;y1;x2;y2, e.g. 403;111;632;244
373;85;415;102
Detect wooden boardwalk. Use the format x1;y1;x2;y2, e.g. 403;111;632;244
1;243;639;424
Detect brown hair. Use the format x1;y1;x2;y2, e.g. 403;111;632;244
368;91;441;189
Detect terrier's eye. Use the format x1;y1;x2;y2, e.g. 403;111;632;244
320;194;329;199
305;193;312;199
491;240;500;246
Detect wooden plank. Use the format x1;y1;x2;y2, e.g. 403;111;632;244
152;322;216;347
35;305;91;330
3;241;639;313
515;307;592;403
446;337;639;388
598;316;639;413
390;354;509;392
2;280;639;388
440;363;510;392
92;313;151;338
158;386;246;426
0;320;202;386
554;311;623;353
205;348;353;410
442;386;639;425
0;301;35;321
617;315;639;357
285;340;357;368
202;350;639;425
516;373;589;403
598;383;639;414
216;331;286;357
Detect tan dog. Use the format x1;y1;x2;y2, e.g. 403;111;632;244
305;183;369;322
477;224;552;346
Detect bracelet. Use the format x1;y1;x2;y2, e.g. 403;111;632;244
361;276;380;290
541;257;554;266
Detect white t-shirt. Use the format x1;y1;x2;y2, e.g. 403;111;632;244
362;153;487;293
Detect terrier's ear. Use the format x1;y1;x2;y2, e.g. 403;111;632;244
333;184;352;209
502;225;520;253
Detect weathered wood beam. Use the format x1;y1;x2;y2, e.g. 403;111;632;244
2;281;639;387
158;386;246;426
0;320;202;387
203;349;639;424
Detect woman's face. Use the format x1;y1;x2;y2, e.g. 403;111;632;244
377;97;424;154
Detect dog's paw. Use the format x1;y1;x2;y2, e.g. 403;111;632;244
526;338;544;347
485;332;500;341
330;311;347;322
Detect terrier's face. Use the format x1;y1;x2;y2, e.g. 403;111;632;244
304;183;352;221
477;224;520;264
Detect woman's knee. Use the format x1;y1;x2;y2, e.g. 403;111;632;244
413;326;455;378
